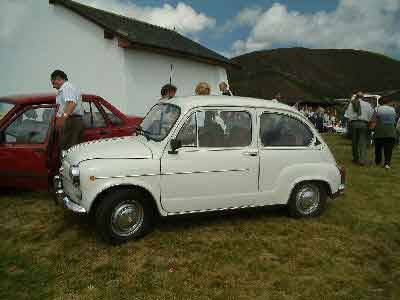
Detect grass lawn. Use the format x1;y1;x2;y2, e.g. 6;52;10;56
1;134;399;300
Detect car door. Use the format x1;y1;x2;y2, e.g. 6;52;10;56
160;107;259;213
257;110;318;205
0;104;56;190
98;101;137;137
81;99;114;141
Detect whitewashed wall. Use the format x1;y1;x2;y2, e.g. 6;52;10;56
0;0;228;116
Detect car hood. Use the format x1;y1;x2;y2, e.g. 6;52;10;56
65;136;153;165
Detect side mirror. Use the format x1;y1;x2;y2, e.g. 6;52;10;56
169;139;182;154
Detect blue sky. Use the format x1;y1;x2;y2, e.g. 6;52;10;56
132;0;341;55
82;0;400;59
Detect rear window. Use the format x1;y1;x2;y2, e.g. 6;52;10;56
0;102;14;121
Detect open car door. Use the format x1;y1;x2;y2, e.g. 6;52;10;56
0;104;56;190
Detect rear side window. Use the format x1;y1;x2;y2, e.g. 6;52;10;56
260;113;313;147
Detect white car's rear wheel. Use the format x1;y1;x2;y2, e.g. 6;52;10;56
288;182;327;218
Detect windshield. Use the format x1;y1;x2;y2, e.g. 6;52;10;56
0;102;14;122
139;103;180;141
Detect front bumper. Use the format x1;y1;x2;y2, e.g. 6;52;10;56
53;175;87;214
331;184;345;199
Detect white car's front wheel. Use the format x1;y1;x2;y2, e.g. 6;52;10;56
288;182;327;218
95;189;154;244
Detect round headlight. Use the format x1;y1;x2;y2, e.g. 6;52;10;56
69;166;80;186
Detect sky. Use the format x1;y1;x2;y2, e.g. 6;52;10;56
74;0;400;60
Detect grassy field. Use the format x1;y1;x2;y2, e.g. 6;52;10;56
1;135;399;300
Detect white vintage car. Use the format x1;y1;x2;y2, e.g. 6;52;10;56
55;96;345;244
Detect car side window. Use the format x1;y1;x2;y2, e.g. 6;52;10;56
260;113;313;147
176;110;252;148
82;101;106;128
101;103;124;126
4;106;55;144
176;113;197;147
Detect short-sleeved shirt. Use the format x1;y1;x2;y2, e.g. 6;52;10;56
344;99;374;122
56;81;83;117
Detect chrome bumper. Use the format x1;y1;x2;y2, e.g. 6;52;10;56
332;184;345;199
53;175;64;204
63;197;87;214
53;175;87;214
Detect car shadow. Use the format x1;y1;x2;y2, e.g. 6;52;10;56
156;205;288;232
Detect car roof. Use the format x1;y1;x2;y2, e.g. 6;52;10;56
165;95;300;115
0;93;102;105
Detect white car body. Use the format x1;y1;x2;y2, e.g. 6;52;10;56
58;96;344;218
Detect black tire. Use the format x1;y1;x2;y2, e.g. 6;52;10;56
288;182;327;218
95;188;155;245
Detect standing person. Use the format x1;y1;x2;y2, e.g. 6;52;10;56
219;81;233;96
373;98;397;169
51;70;84;152
195;82;211;96
160;84;177;101
344;92;374;166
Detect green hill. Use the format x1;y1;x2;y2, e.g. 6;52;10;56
228;48;400;101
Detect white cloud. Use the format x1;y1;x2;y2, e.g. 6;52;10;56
232;0;400;56
78;0;216;35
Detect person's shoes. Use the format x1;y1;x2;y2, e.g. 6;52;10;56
384;165;391;170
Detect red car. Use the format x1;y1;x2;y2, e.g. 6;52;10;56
0;94;142;190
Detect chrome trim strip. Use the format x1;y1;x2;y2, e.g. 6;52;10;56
163;168;249;175
95;173;159;180
94;168;249;180
167;203;262;216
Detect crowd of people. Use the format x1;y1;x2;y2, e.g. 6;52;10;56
298;106;342;133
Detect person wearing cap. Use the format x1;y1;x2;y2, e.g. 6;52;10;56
344;92;374;166
51;70;84;152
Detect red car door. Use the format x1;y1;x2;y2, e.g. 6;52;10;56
98;100;142;137
0;104;56;190
81;99;114;141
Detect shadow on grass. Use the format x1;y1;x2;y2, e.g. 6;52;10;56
156;205;288;232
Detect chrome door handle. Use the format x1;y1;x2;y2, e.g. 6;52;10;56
242;150;258;157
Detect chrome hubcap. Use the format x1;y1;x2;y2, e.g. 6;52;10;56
295;185;320;215
111;201;144;237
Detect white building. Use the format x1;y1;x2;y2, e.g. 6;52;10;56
0;0;234;116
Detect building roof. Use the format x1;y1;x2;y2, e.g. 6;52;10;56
165;95;300;115
50;0;235;68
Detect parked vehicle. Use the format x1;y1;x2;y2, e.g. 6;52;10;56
0;94;142;190
55;96;346;244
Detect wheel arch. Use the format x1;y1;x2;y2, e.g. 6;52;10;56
288;179;332;204
89;184;161;218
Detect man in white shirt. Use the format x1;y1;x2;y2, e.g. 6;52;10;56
344;92;374;165
51;70;84;151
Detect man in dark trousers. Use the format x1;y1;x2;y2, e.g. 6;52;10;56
219;81;233;96
51;70;84;152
